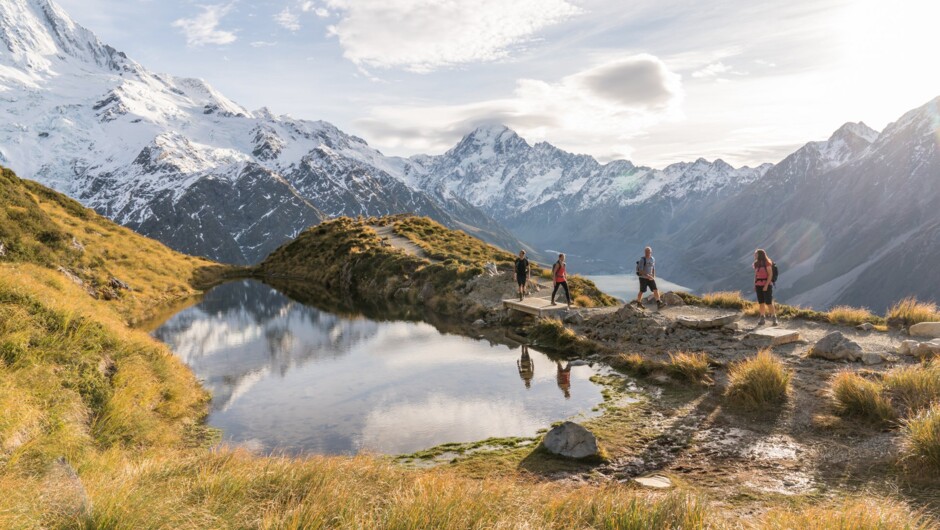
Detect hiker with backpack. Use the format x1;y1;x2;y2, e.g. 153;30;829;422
634;247;664;309
754;249;778;325
550;253;572;309
514;250;530;301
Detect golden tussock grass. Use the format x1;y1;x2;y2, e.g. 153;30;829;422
882;359;940;415
887;297;940;328
725;350;791;409
759;497;933;530
903;402;940;471
830;371;897;425
827;305;882;326
667;352;713;386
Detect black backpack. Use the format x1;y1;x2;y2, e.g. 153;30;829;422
771;263;779;284
635;257;646;276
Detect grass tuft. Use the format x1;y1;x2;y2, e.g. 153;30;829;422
828;305;881;326
761;498;933;530
882;359;940;415
902;402;940;471
887;297;940;328
725;350;790;410
830;371;896;425
667;352;713;386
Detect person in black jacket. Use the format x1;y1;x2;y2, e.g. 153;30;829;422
514;250;530;301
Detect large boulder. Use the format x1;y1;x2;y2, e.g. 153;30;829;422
808;332;863;362
909;322;940;339
542;421;600;459
662;292;685;306
913;340;940;359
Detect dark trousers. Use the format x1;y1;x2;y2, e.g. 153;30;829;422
552;281;571;304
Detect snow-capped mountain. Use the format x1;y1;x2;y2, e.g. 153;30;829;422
680;102;940;310
409;124;772;272
0;0;522;263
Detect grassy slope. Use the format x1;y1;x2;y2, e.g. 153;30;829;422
259;215;616;317
0;170;933;528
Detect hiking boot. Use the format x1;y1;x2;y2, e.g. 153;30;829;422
757;317;766;326
772;316;779;326
550;301;557;306
656;300;666;309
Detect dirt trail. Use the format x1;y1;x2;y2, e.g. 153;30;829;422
371;225;441;263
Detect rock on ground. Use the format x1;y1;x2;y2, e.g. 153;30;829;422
909;322;940;339
676;313;740;329
542;421;600;459
744;328;802;347
662;292;685;306
809;331;864;362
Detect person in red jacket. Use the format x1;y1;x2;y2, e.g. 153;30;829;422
550;253;571;309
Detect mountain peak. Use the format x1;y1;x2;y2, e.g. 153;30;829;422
0;0;131;73
828;121;879;144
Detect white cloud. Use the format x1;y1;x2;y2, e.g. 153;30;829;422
355;54;683;160
172;4;237;47
274;8;301;31
300;1;330;17
250;41;278;48
323;0;582;72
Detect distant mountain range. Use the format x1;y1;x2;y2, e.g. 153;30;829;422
1;0;937;311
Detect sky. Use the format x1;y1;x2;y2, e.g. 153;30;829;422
55;0;940;168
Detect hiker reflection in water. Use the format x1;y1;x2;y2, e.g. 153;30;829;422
517;345;534;389
556;360;572;399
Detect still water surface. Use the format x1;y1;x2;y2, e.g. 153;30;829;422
153;280;603;455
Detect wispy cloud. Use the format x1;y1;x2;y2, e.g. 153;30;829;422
274;7;301;31
355;54;683;160
323;0;582;72
172;4;237;47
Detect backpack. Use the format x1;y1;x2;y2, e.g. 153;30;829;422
635;257;645;276
771;263;779;284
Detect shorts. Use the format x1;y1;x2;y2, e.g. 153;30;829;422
639;277;658;293
516;273;527;286
756;285;773;304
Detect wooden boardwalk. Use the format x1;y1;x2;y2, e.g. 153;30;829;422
503;296;569;317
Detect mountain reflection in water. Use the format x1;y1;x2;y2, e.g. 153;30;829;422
153;280;603;455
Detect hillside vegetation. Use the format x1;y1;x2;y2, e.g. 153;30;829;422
0;169;934;528
258;215;616;318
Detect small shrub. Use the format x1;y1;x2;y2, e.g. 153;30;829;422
903;402;940;470
725;350;791;410
573;295;595;308
614;353;658;376
667;352;712;385
883;360;940;415
830;372;896;424
828;305;881;326
701;291;751;310
887;297;940;328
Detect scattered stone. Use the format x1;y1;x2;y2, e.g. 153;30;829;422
676;313;741;329
70;237;85;253
861;352;886;365
568;359;590;367
724;321;745;332
909;322;940;339
662;292;685;306
744;328;803;347
108;277;130;291
0;241;5;257
41;457;92;520
471;319;485;328
542;421;600;459
484;262;498;276
913;340;940;359
856;322;875;331
808;331;864;362
898;340;919;356
633;475;672;489
564;312;585;325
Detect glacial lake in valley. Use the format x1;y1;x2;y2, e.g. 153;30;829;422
585;274;691;301
151;280;604;456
